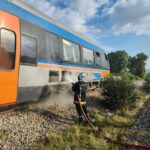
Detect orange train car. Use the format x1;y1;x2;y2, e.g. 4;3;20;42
0;0;110;107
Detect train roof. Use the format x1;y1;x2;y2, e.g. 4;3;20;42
0;0;104;52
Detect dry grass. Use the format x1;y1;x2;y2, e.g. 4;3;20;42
37;126;110;150
32;87;149;150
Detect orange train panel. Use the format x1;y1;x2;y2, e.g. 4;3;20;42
100;70;110;77
0;11;20;106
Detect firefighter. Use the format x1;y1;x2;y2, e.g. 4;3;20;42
72;73;89;123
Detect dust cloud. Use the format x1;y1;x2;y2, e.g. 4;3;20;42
63;72;78;83
44;92;74;106
40;73;79;107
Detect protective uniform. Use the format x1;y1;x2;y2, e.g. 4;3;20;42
72;73;89;123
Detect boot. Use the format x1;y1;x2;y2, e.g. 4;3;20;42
78;116;83;124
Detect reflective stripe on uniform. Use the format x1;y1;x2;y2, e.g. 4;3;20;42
80;87;82;99
74;101;86;105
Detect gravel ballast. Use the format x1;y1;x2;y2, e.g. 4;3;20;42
132;98;150;145
0;90;150;150
0;103;76;150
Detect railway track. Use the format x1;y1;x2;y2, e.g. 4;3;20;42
77;93;150;150
134;97;150;131
0;102;35;115
1;89;150;149
0;105;16;115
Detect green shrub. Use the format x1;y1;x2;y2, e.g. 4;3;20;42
120;72;141;81
101;77;138;110
144;73;150;92
145;73;150;82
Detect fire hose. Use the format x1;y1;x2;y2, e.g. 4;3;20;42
76;93;150;150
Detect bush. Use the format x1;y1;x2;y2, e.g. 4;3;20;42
143;73;150;92
101;77;137;110
120;72;141;81
145;73;150;82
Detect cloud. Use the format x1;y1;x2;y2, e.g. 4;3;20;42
20;0;150;69
104;0;150;35
21;0;150;37
21;0;56;17
100;44;115;54
21;0;109;39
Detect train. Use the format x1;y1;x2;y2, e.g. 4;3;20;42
0;0;110;107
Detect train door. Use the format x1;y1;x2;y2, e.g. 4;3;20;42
0;11;20;106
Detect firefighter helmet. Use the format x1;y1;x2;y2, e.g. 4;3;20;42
78;73;86;81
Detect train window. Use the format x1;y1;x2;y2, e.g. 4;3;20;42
46;33;60;60
105;53;108;60
105;53;110;68
0;29;16;70
100;53;106;67
21;34;37;64
95;52;101;66
83;47;94;65
49;71;59;82
61;71;72;81
62;39;80;63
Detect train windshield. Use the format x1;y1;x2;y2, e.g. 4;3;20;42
0;29;16;70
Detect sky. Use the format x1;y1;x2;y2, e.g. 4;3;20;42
21;0;150;69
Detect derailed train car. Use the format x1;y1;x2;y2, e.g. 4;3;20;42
0;0;110;107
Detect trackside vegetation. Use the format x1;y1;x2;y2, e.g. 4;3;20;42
32;50;149;150
108;51;148;78
33;80;149;150
144;73;150;93
100;77;138;110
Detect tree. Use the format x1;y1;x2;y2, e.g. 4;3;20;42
108;51;128;73
129;52;148;77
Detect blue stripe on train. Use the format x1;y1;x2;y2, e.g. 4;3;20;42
37;59;109;71
92;73;101;80
0;0;104;52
